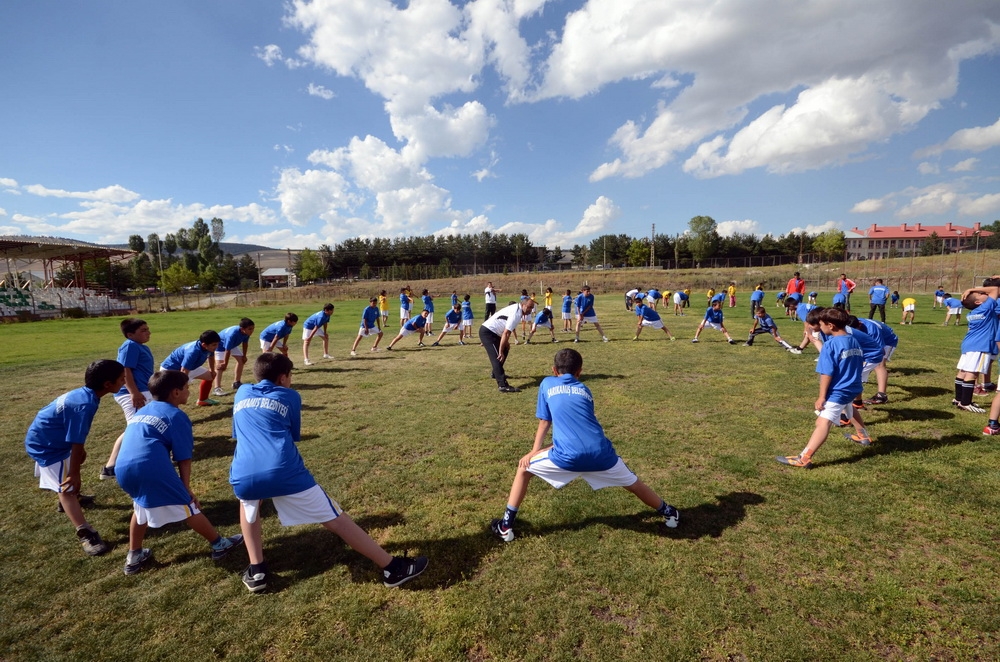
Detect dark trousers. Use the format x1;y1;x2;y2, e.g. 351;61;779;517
485;303;497;319
745;328;773;345
479;325;507;387
869;303;886;323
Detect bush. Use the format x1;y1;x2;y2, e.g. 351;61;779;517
63;307;87;319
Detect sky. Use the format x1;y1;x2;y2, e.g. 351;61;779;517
1;0;1000;250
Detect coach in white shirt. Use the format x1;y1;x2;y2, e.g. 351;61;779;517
484;282;499;319
479;298;535;393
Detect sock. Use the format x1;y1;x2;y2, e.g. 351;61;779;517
799;448;813;460
655;500;671;516
961;380;976;406
780;340;792;349
955;378;964;401
501;505;518;529
76;523;95;533
249;562;267;576
989;419;999;428
210;536;226;549
127;549;143;562
199;380;211;401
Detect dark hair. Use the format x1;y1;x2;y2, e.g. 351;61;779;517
521;289;529;296
463;294;470;301
199;330;221;346
805;306;825;325
553;348;583;375
84;359;124;391
380;289;387;296
370;297;378;304
846;315;864;330
422;289;429;295
120;318;147;337
962;293;981;310
239;317;254;330
541;308;553;319
254;352;294;382
983;277;1000;287
819;307;850;329
565;289;572;295
284;312;299;324
323;303;334;312
148;370;189;400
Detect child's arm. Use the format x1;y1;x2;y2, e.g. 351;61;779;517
519;419;553;469
176;459;200;508
122;367;146;410
961;286;1000;300
815;374;832;412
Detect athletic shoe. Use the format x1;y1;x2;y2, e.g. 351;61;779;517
958;402;986;413
458;341;466;345
417;343;426;348
951;398;960;406
743;342;752;347
983;424;1000;436
383;555;429;587
491;518;515;542
322;354;332;359
845;432;872;446
573;338;580;343
775;454;813;468
852;401;866;410
837;414;852;427
303;359;314;366
524;339;531;344
552;338;558;343
498;385;521;393
210;534;245;561
99;465;116;481
232;381;242;390
863;394;888;405
691;338;699;343
431;342;440;346
974;385;988;396
57;494;96;513
242;566;268;593
662;505;680;529
371;347;381;352
727;339;737;345
350;351;357;356
670;336;675;341
985;383;998;392
196;399;220;407
633;336;640;341
386;346;392;350
124;548;153;576
603;336;609;342
77;528;110;556
788;347;803;355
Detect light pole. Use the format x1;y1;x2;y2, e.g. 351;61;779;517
256;252;263;290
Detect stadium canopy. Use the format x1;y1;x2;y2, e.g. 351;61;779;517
0;235;135;288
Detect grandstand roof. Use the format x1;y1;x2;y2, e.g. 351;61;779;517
0;235;134;262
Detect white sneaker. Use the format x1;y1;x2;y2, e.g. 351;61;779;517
788;347;803;355
350;351;357;356
602;336;609;342
322;354;332;359
691;338;699;343
212;387;225;396
303;360;314;366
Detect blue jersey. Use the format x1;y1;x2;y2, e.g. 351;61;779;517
218;325;252;352
817;334;864;404
422;295;434;312
756;313;777;332
935;288;946;298
961;297;999;354
535;374;619;472
711;293;725;304
404;315;427;331
890;292;899;303
445;309;461;325
750;289;765;303
116;400;194;508
787;292;803;303
562;295;572;313
303;310;331;330
24;387;100;466
648;288;661;300
847;327;884;364
944;297;963;309
679;292;689;302
399;293;411;310
703;307;724;324
451;293;459;307
869;285;890;305
796;303;817;323
831;293;846;306
361;305;380;328
534;310;552;325
859;318;897;348
635;303;661;322
461;300;474;320
116;339;154;397
161;339;211;371
230;380;313;500
575;293;595;316
260;321;293;343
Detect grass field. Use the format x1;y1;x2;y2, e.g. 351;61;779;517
2;294;999;661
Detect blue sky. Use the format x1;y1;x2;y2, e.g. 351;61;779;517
1;1;999;250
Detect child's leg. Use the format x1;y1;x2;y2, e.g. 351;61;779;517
506;465;534;510
351;334;364;353
186;512;222;543
58;491;88;528
104;432;125;469
623;478;663;509
302;337;311;362
875;363;889;394
198;378;213;402
720;324;733;341
323;513;393;568
372;330;383;349
799;416;835;460
322;334;330;356
593;321;607;338
693;321;704;339
214;360;227;389
240;504;266;565
129;511;148;552
234;355;246;383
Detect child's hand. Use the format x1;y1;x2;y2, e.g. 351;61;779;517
61;473;82;495
132;393;147;410
518;451;535;469
815;398;825;411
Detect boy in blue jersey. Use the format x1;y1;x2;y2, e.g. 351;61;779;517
213;317;255;396
749;284;765;318
161;330;221;407
953;287;1000;413
934;286;946;309
431;304;464;346
831;291;847;310
843;316;888;411
302;304;334;365
350;297;384;355
461;294;475;343
692;300;737;344
421;289;435;335
115;370;244;575
386;309;430;350
573;285;609;343
491;349;679;542
25;359;125;556
399;287;412;326
633;299;674;341
777;308;871;468
943;294;964;326
100;318;155;481
231;353;428;592
744;306;798;352
561;289;574;331
260;313;298;355
525;307;558;344
868;278;891;323
855;317;898;405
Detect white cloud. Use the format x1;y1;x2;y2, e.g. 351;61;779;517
916;116;1000;157
0;177;18;188
493;196;621;246
274;167;359;226
958;192;1000;217
23;183;139;203
0;207;6;216
716;219;760;237
391;101;494;161
851;198;888;214
918;162;940;175
254;44;304;69
896;184;959;218
307;82;335;99
236;228;327;249
0;225;21;234
950;157;979;172
788;221;840;236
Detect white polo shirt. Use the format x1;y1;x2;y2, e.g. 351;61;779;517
481;303;526;335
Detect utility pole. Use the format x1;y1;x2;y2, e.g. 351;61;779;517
650;223;655;267
603;236;607;268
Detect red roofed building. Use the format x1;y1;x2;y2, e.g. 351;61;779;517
844;222;991;260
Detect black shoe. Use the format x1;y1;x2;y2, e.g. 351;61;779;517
242;565;268;593
383;555;429;587
98;466;115;481
77;528;110;556
498;385;521;393
124;548;153;576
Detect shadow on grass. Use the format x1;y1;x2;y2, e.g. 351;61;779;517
189;408;234;425
295;383;345;392
895;385;952;400
819;433;971;467
892;366;936;376
883;407;955;422
515;373;627;389
194;434;236;460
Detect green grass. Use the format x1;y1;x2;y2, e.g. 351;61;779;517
2;295;999;661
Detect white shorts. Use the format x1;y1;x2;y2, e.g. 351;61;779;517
533;320;553;330
526;452;637;490
562;312;572;320
441;322;461;333
947;307;961;315
400;307;411;320
425;313;434;324
936;296;944;304
461;319;473;328
861;361;877;383
160;365;211;380
357;325;381;337
114;390;153;422
957;351;992;373
399;327;423;337
34;460;72;493
883;346;896;362
640;319;665;329
240;484;343;526
215;345;244;362
133;501;200;528
260;337;288;351
302;326;326;340
702;322;724;331
817;399;855;423
673;293;682;304
904;304;915;312
380;309;389;318
578;315;599;325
